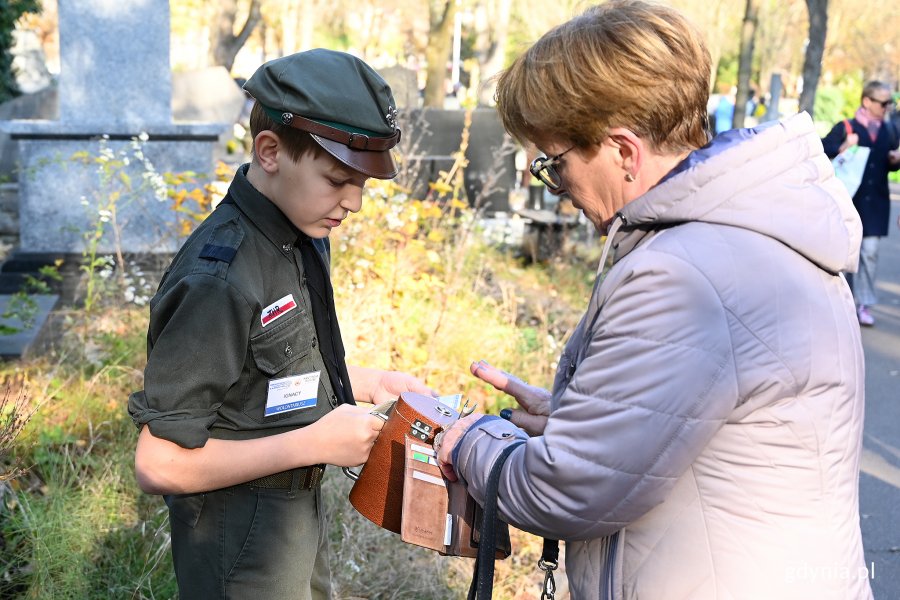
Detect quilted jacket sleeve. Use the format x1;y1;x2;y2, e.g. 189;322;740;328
454;248;739;541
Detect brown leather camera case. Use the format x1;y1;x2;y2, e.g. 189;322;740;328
349;392;458;533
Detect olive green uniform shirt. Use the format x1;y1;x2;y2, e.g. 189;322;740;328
128;164;341;448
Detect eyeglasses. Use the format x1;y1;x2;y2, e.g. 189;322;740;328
867;97;895;108
529;146;575;190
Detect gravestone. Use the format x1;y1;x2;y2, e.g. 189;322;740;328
0;0;226;256
0;0;227;358
0;294;58;359
403;108;516;215
172;66;246;125
380;66;419;109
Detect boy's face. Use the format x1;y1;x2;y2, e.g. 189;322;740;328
271;150;369;239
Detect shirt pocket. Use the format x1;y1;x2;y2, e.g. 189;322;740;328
250;312;315;376
245;311;323;425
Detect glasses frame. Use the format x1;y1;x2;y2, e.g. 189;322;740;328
529;146;575;190
866;96;895;109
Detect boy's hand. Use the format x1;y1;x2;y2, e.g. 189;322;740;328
370;369;436;404
470;359;550;436
312;404;385;467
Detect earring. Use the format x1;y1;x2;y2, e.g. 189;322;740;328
625;172;635;182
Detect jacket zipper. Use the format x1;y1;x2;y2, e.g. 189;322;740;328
600;530;620;600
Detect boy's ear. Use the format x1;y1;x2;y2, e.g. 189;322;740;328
254;130;280;173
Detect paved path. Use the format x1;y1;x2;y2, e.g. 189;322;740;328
859;191;900;599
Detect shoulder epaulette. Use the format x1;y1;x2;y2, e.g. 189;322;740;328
193;218;244;278
199;243;238;263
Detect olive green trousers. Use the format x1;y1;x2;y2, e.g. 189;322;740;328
166;484;332;599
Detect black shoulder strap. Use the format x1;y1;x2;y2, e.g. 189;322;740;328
468;441;525;600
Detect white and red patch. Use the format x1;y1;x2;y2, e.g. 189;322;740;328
261;294;297;327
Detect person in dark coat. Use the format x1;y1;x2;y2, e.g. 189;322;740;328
822;80;900;326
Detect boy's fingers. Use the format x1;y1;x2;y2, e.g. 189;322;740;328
368;414;386;431
407;377;437;396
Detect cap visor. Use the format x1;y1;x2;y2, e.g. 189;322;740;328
311;134;398;179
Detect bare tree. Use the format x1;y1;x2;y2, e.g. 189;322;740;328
733;0;760;128
673;0;744;93
423;0;458;108
209;0;263;72
474;0;513;106
799;0;827;115
823;0;899;85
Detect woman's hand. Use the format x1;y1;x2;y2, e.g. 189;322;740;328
838;132;859;154
470;360;551;436
889;148;900;166
435;412;483;482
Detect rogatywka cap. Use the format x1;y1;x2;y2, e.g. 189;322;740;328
243;49;401;179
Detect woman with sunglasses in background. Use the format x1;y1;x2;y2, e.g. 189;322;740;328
823;80;900;327
435;1;872;598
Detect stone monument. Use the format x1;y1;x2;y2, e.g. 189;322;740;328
0;0;228;358
0;0;226;256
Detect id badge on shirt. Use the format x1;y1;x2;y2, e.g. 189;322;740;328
265;371;321;416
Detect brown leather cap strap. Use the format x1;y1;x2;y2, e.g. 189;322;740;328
278;111;401;151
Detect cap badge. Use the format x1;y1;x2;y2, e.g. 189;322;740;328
385;106;398;129
281;112;294;125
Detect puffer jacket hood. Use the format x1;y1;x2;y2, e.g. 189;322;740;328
618;111;861;274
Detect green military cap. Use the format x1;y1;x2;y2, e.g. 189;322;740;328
243;49;401;179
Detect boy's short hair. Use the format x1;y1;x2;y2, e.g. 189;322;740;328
243;49;401;179
248;101;325;164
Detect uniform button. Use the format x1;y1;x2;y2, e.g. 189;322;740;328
282;243;292;252
311;337;317;347
330;394;338;407
284;343;292;357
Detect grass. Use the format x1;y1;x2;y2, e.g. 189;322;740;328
0;162;596;598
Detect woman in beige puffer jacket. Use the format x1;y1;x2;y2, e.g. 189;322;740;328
436;2;872;599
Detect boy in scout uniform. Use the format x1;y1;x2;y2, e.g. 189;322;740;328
128;49;432;599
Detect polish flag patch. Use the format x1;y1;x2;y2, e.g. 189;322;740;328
261;294;297;327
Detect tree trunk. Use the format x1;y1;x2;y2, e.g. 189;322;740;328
423;0;458;108
298;0;315;51
208;0;263;72
732;0;760;129
475;0;512;106
799;0;828;117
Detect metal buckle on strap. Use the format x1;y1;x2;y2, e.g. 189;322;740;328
246;465;325;490
347;132;370;150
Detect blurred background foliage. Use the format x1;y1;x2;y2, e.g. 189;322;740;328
6;0;900;116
